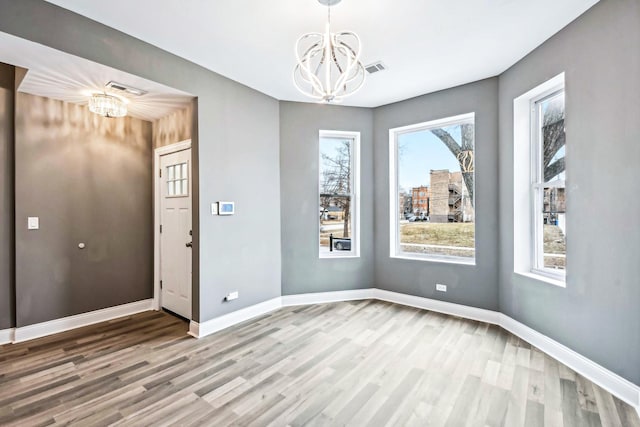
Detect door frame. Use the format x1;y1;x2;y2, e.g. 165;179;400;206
153;139;192;315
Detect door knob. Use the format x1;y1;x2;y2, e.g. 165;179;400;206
186;242;193;248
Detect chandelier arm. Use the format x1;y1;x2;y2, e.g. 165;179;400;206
331;45;354;93
294;33;323;63
336;33;362;61
305;43;328;96
293;74;325;100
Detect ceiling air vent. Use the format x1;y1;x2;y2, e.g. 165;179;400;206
365;61;387;74
105;81;147;97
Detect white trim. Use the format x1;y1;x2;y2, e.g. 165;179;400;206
0;328;14;345
500;313;640;411
513;73;567;285
389;112;475;135
282;288;373;306
372;289;500;325
13;299;154;343
188;297;282;339
388;113;477;264
517;271;566;288
153;140;192;314
390;254;476;266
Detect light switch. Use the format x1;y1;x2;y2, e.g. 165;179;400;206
211;202;218;215
28;217;39;230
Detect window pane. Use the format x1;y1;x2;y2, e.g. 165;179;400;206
396;118;475;260
167;165;174;180
541;93;565;183
168;181;175;196
182;179;188;195
182;163;188;181
320;137;353;255
538;92;566;271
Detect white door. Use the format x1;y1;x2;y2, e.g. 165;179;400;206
159;148;192;319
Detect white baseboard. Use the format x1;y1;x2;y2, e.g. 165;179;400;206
281;288;373;307
13;299;154;343
372;288;501;325
189;297;282;339
0;327;14;345
500;314;640;412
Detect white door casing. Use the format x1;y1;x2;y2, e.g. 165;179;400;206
159;147;192;319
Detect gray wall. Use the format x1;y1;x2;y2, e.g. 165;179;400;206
373;78;500;311
15;93;153;326
0;0;282;323
498;0;640;385
280;102;374;294
0;62;14;329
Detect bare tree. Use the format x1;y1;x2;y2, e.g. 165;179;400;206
542;99;565;182
320;142;351;237
431;123;475;206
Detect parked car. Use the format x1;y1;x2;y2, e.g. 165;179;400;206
333;238;351;251
407;215;417;222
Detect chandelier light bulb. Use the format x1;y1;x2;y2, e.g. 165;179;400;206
293;0;365;103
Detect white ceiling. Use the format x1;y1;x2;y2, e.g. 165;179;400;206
45;0;598;107
0;32;194;121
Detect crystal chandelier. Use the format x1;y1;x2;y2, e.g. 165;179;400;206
293;0;365;103
88;93;127;118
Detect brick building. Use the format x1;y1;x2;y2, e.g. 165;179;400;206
411;186;429;215
429;170;474;223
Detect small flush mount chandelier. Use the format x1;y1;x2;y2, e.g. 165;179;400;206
294;0;365;103
88;93;127;118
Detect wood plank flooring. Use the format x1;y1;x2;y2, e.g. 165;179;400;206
0;300;638;426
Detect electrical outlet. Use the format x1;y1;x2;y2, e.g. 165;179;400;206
436;283;447;292
225;291;239;301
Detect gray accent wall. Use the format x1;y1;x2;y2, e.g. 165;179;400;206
373;78;500;311
498;0;640;385
280;102;374;294
0;62;14;329
15;93;153;326
0;0;282;323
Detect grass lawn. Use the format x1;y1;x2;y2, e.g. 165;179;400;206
400;222;475;248
319;221;350;247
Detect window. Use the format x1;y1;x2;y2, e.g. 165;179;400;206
389;113;475;263
319;131;360;258
166;162;189;196
532;90;566;277
513;72;566;286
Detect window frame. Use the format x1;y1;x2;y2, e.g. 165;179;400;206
530;89;566;281
165;161;190;198
318;130;360;259
388;112;476;265
513;72;566;288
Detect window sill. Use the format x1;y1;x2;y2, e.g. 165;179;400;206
320;253;360;260
391;254;476;266
515;271;566;288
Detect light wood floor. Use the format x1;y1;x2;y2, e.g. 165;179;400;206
0;300;638;426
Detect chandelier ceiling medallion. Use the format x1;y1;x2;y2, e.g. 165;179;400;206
88;93;127;118
293;0;365;103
